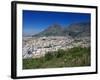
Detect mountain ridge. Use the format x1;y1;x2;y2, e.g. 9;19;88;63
32;22;90;38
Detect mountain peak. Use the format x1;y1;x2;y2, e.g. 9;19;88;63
33;24;63;37
45;24;63;31
32;22;90;37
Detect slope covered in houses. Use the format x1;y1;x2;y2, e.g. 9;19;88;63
22;22;90;59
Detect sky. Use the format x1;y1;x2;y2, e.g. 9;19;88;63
23;10;90;35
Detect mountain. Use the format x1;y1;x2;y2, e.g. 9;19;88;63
33;24;64;37
32;22;90;38
64;22;90;37
23;33;33;37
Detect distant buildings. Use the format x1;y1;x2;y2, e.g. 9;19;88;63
22;36;90;59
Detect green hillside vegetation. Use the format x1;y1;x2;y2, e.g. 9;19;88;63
23;47;90;69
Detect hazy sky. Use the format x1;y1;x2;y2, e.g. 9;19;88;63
23;10;90;35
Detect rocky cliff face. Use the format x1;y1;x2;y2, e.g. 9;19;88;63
64;22;90;38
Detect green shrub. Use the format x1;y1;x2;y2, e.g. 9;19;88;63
23;58;42;69
56;49;65;58
23;47;91;69
45;52;54;61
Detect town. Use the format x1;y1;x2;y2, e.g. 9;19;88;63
22;36;90;59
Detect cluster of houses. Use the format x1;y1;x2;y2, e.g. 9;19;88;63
22;36;90;59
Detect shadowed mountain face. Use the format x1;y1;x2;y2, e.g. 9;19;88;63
64;22;90;38
32;22;90;38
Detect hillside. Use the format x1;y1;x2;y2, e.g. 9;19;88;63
23;47;90;69
33;24;64;37
64;22;90;38
32;22;90;38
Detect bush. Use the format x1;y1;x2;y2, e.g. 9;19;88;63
23;47;91;69
45;52;54;61
56;49;65;58
23;58;42;69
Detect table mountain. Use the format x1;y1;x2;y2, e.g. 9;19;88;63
32;22;90;38
63;22;90;38
33;24;64;37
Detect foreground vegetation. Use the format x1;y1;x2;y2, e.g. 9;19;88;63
23;47;91;69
